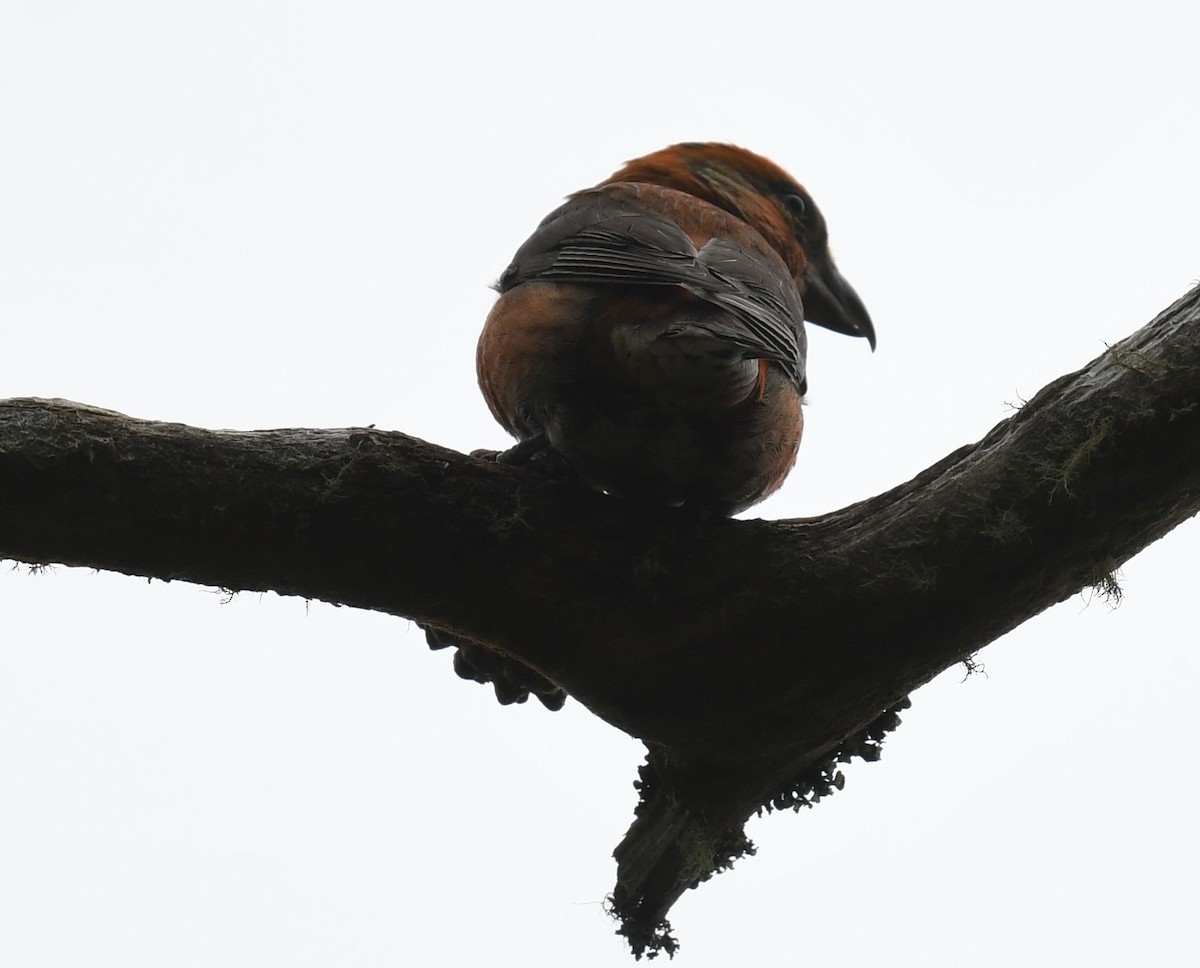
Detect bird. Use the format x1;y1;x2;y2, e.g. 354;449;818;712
477;142;875;516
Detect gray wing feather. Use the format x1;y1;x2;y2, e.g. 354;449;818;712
499;194;806;388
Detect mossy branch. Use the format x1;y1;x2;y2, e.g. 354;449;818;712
2;284;1198;956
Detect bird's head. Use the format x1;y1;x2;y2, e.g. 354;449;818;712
605;142;876;349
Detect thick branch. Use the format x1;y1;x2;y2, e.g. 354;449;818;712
3;284;1198;954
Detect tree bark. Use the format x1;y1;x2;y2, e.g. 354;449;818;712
2;284;1198;956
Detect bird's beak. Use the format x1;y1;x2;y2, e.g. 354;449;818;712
803;261;876;350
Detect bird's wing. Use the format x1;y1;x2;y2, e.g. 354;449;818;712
498;191;806;388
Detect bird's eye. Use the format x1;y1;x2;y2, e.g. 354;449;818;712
782;193;808;220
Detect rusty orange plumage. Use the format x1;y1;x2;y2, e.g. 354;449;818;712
477;142;875;515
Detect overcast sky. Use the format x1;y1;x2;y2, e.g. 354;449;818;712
2;3;1198;965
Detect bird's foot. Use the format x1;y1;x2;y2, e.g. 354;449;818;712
474;434;577;482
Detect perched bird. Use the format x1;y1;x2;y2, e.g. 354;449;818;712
477;142;874;515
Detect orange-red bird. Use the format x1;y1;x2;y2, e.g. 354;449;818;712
477;142;875;515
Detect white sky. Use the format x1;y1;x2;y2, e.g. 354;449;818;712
2;3;1198;965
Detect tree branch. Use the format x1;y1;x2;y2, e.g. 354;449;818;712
3;284;1198;956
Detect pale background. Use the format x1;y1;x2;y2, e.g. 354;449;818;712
2;3;1198;965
